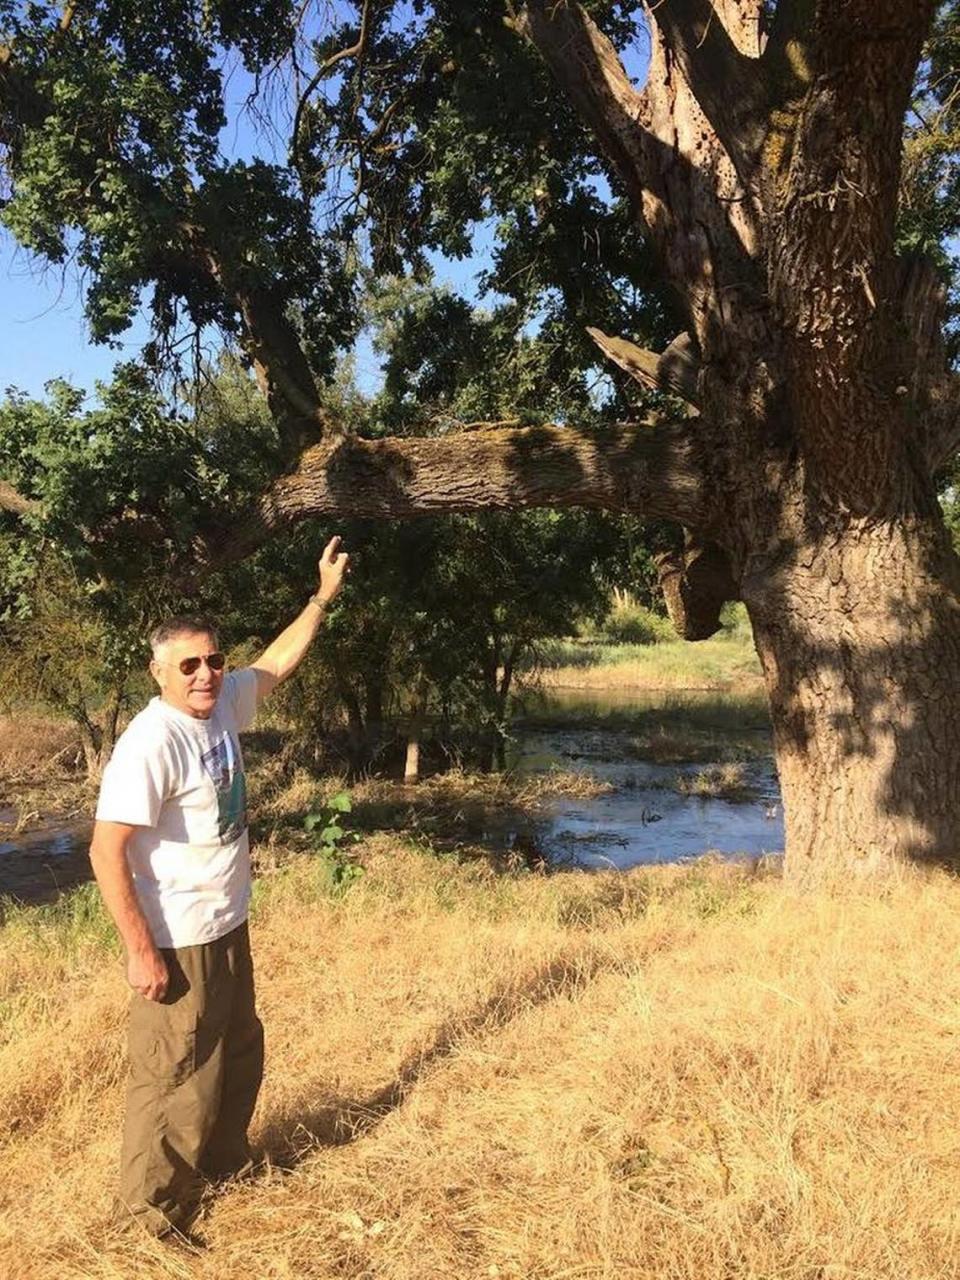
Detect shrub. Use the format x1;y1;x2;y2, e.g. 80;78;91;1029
601;602;674;645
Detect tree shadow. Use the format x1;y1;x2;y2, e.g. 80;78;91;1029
254;947;615;1170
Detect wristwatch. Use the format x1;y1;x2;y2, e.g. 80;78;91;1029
307;593;328;612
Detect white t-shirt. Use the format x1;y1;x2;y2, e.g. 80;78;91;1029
95;669;260;948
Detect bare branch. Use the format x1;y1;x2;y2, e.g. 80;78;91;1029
646;0;769;181
58;2;79;36
0;1;79;68
292;0;374;193
516;0;660;212
0;479;39;517
587;327;701;408
516;1;762;349
198;417;713;567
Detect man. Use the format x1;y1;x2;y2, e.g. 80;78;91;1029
90;535;349;1238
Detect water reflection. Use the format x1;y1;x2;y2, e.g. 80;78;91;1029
0;688;783;900
0;821;92;905
507;687;783;869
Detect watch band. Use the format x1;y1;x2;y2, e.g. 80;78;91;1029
307;593;328;612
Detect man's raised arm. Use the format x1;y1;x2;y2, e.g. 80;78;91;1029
250;535;349;701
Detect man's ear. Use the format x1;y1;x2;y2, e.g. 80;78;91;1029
149;659;163;690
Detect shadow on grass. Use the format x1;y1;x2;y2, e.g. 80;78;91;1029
255;946;618;1170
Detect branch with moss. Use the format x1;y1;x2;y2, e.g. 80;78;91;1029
197;416;714;567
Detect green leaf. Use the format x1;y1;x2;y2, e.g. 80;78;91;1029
327;791;352;812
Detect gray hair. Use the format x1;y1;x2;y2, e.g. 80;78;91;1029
149;615;219;659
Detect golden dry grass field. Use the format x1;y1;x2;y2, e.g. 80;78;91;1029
2;844;959;1280
535;630;763;693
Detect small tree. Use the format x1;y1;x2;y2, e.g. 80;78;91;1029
0;362;278;774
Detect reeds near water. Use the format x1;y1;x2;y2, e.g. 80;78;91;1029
1;844;958;1279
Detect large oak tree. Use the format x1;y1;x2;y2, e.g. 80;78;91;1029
1;1;959;885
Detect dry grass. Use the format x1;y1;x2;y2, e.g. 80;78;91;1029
0;714;80;779
247;765;614;869
536;634;763;693
673;763;755;801
2;846;960;1279
355;766;613;808
0;715;90;835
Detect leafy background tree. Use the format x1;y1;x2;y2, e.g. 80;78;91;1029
0;296;642;779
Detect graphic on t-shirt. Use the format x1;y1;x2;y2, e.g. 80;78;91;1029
200;733;247;843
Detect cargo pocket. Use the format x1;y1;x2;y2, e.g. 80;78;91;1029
129;992;198;1088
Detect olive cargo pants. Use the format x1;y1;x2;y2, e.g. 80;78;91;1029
118;921;264;1236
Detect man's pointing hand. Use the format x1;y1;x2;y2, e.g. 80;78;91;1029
316;535;350;607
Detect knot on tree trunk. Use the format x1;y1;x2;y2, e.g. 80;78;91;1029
656;536;738;640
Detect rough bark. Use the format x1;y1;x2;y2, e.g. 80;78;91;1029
656;535;738;640
746;514;960;884
518;0;960;882
404;675;430;785
198;418;712;566
586;328;702;409
75;686;124;781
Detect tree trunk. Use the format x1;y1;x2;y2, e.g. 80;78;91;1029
745;515;960;886
478;638;503;775
79;723;103;781
338;684;367;777
364;678;384;765
404;676;429;784
403;734;421;786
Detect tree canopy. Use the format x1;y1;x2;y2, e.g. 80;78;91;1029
3;1;960;883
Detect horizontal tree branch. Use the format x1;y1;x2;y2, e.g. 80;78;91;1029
198;418;713;567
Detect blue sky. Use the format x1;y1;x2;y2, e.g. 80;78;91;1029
0;227;499;401
1;236;147;398
0;25;492;405
0;0;524;408
0;6;650;408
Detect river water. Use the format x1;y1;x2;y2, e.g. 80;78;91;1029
0;686;783;903
0;817;94;904
504;687;784;870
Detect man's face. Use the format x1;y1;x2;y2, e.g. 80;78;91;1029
150;630;224;720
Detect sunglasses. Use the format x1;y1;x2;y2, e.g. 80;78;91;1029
159;652;227;677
